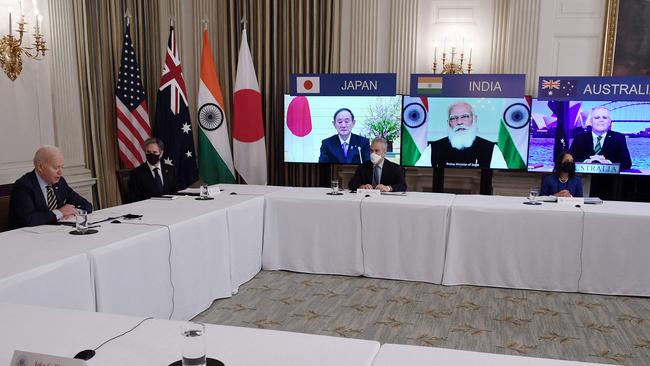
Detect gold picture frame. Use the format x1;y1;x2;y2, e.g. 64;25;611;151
600;0;619;76
601;0;650;76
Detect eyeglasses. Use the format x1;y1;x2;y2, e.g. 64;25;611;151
448;113;472;122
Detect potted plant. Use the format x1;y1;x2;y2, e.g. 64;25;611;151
361;98;401;152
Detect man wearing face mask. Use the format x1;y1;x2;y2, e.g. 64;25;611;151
569;106;632;170
348;137;407;192
540;151;583;197
128;137;178;203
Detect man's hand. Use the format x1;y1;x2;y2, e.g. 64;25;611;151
554;189;572;198
59;204;77;217
375;184;392;192
359;184;373;190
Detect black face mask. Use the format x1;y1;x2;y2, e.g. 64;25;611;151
146;153;160;165
560;161;575;173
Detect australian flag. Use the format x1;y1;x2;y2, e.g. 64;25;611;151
547;100;571;163
154;26;198;190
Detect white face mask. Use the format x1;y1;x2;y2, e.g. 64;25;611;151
370;153;382;165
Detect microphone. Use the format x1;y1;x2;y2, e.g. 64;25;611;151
357;146;362;163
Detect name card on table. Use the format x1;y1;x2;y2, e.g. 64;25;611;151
11;350;87;366
206;185;221;196
557;197;584;205
356;188;381;197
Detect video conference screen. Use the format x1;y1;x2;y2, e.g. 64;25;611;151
528;100;650;175
284;95;402;164
402;96;530;169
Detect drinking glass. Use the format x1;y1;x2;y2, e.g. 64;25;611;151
528;189;539;203
75;209;88;233
200;184;209;199
181;322;206;366
331;179;340;193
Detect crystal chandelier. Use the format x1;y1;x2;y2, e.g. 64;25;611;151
0;0;47;81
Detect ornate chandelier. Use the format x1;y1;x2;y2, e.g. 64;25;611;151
0;0;47;81
432;35;473;75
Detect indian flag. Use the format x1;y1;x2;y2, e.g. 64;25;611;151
401;96;429;166
417;76;443;95
497;101;530;169
197;28;235;184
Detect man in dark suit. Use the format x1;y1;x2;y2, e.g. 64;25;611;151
569;106;632;170
318;108;371;164
349;137;407;192
128;137;178;203
9;145;92;229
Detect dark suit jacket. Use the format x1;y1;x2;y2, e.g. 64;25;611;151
128;162;178;203
318;133;371;164
9;170;93;229
569;130;632;170
348;159;407;192
430;136;495;168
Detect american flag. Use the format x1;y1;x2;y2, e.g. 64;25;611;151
116;23;151;169
154;26;198;190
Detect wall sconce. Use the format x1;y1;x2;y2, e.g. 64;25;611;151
0;0;47;81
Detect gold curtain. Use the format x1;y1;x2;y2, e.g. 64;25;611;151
73;0;339;208
215;0;341;186
73;0;160;208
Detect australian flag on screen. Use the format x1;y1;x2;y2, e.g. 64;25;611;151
154;26;198;190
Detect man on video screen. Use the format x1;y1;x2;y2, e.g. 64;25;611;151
569;106;632;170
430;101;505;168
318;108;371;164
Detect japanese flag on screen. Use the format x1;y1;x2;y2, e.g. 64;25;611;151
296;76;320;94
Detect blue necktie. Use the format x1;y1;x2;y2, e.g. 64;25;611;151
342;142;349;157
594;136;603;155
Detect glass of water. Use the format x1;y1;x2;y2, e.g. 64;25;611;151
181;322;206;366
528;188;539;203
331;179;339;194
199;184;209;199
75;208;88;234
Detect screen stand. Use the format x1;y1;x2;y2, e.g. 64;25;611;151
319;163;332;188
480;169;493;195
432;167;445;193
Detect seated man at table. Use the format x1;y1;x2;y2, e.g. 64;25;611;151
9;145;92;229
128;137;178;203
349;137;407;192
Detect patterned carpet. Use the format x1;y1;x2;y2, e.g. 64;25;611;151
194;271;650;365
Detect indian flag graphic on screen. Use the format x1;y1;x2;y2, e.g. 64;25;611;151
401;96;429;166
417;76;443;95
497;101;530;169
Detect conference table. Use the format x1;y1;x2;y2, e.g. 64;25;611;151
0;192;265;320
442;195;585;292
372;344;608;366
0;303;381;366
579;200;650;296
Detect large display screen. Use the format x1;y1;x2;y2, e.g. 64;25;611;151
284;95;402;164
528;100;650;174
401;96;530;169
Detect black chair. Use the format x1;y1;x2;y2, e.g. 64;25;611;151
116;169;131;204
0;184;13;232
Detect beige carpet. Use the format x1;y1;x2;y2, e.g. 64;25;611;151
194;271;650;365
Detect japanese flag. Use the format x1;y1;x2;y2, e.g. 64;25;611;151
296;76;320;94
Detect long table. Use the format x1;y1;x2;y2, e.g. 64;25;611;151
442;195;584;292
0;303;380;366
372;344;608;366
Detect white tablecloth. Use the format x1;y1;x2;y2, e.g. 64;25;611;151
361;192;455;283
263;188;365;275
0;303;380;366
0;223;165;312
91;196;235;320
372;344;607;366
579;200;650;296
219;183;289;196
443;195;584;292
